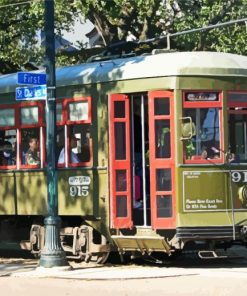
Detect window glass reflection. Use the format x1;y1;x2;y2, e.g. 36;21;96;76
21;107;39;125
115;122;126;160
0;109;15;126
156;195;172;217
184;108;220;160
155;120;170;158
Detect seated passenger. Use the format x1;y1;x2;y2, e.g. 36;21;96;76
201;149;208;159
3;141;15;165
201;146;220;160
26;137;40;165
58;134;80;164
228;153;240;163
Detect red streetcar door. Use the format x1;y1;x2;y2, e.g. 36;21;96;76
148;91;176;229
109;94;133;229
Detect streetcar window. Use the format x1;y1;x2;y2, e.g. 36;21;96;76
114;101;125;118
156;169;171;191
228;92;247;102
115;122;126;160
116;170;127;191
228;114;247;162
156;195;172;217
228;92;247;162
0;103;44;169
0;108;15;127
68;101;88;121
155;120;170;158
57;97;92;167
21;106;39;125
0;108;17;167
116;195;127;217
0;129;16;167
184;108;221;161
21;128;40;166
19;103;43;168
154;98;169;115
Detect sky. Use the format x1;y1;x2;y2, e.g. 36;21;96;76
61;18;94;48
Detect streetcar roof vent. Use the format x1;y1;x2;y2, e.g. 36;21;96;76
87;52;136;63
152;49;177;55
87;41;138;63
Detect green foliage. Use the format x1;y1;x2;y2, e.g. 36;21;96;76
161;0;247;54
0;0;247;73
0;0;77;73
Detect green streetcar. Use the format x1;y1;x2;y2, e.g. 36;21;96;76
0;50;247;262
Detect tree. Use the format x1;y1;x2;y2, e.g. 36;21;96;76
150;0;247;53
0;0;77;74
0;0;247;74
74;0;247;56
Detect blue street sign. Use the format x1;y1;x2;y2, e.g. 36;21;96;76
17;72;46;85
16;85;47;101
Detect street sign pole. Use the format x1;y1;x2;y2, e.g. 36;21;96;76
39;0;68;268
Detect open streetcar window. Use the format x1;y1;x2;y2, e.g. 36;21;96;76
0;102;44;170
228;92;247;163
182;91;223;163
0;129;17;168
0;107;16;168
19;103;44;169
57;97;92;168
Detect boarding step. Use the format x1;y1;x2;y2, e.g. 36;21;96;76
111;235;171;255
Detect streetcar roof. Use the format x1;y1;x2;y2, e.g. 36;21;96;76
1;51;247;94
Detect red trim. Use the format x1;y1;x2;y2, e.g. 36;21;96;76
183;90;222;108
56;97;93;168
0;97;93;170
109;94;133;229
183;90;224;164
64;97;92;124
148;90;176;229
18;101;44;128
228;102;247;108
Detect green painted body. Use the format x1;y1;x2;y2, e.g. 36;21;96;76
0;51;247;247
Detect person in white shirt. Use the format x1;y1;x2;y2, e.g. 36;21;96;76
58;134;80;164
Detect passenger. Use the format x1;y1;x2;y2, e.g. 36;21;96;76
26;137;40;165
228;153;239;163
201;146;220;159
201;149;208;159
58;134;80;164
0;133;6;165
3;141;15;165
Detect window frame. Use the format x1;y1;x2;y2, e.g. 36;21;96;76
65;97;92;124
227;91;247;164
0;102;45;170
182;91;224;164
19;101;45;169
57;97;93;168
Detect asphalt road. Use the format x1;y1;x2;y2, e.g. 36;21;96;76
0;246;247;295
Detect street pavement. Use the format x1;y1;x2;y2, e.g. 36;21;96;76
0;245;247;280
1;247;247;296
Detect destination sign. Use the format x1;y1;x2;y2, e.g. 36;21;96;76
185;92;219;101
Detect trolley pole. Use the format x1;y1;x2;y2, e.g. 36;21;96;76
39;0;68;268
